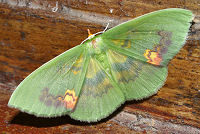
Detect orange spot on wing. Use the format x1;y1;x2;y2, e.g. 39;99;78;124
72;70;79;75
144;49;162;65
63;89;78;109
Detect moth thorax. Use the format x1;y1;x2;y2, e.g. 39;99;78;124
88;37;105;55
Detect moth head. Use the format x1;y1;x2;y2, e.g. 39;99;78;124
87;29;95;39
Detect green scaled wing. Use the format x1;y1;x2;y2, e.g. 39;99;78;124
102;8;193;66
98;8;193;100
67;8;193;121
69;58;125;121
107;49;167;100
8;8;193;122
8;45;89;117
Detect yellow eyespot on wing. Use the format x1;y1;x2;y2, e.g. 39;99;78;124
63;89;78;109
144;49;162;65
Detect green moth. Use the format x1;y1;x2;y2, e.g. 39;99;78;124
8;8;193;122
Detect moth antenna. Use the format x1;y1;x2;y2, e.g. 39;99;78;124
92;23;110;35
103;23;110;32
80;36;91;45
80;23;110;45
